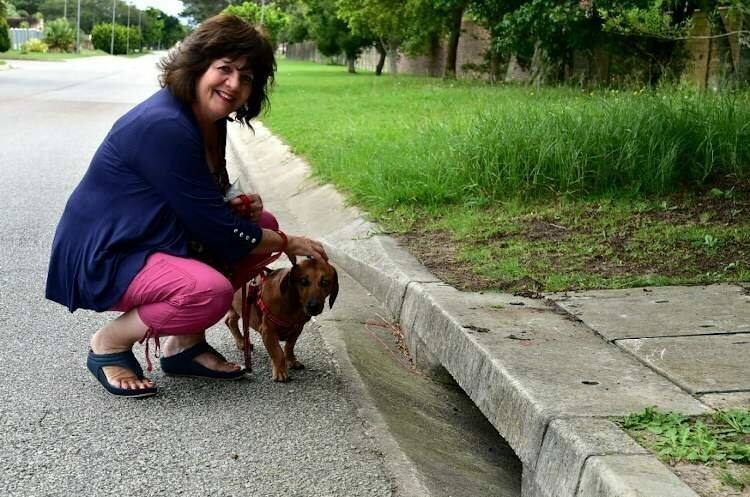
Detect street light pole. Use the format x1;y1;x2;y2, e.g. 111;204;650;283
63;0;67;20
137;8;141;52
126;2;130;54
110;0;116;55
75;0;81;52
260;0;265;25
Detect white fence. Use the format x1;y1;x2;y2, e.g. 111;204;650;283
10;28;43;50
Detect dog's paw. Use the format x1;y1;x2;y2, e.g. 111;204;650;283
287;358;304;370
272;366;289;382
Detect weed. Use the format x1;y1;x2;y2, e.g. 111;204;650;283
617;407;750;464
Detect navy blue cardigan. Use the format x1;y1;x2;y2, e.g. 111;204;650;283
46;88;263;312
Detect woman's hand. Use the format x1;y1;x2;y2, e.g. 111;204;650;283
229;193;263;222
285;235;328;265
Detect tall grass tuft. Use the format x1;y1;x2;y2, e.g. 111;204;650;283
396;91;750;205
265;62;750;211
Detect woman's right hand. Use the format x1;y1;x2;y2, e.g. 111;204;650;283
285;235;328;265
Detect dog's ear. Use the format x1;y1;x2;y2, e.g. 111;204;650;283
328;267;339;309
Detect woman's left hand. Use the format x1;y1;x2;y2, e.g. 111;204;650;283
229;193;263;222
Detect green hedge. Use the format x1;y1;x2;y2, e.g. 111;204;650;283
91;23;140;55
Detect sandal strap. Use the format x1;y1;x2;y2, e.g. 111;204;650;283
87;349;145;379
176;341;227;362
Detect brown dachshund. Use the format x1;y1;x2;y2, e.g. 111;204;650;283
225;259;338;381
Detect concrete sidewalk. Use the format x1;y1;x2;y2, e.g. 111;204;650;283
228;123;750;497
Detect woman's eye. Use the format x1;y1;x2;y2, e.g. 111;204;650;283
218;66;231;73
240;73;254;83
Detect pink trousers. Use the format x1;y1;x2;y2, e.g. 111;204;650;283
110;211;279;336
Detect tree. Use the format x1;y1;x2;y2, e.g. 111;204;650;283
160;13;187;47
222;1;288;46
181;0;230;23
306;0;372;72
140;7;164;49
0;0;10;53
39;0;140;34
337;0;413;74
45;17;75;51
280;0;309;43
438;0;470;78
12;0;41;17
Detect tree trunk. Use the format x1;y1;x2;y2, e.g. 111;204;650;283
387;45;398;75
375;40;386;76
346;56;356;73
490;51;502;84
428;36;441;77
444;3;466;78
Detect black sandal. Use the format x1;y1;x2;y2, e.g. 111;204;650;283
87;349;157;398
160;342;245;380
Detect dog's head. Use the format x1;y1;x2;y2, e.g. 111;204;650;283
280;259;339;316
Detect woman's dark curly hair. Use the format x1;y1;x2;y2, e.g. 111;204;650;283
158;14;276;127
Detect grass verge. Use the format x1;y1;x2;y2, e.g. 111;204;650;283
0;49;108;61
263;59;750;292
617;407;750;496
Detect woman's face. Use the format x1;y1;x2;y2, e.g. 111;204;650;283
193;56;253;123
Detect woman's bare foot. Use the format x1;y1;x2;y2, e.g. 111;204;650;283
90;320;154;390
161;334;242;373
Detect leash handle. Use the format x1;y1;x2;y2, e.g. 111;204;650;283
241;283;252;371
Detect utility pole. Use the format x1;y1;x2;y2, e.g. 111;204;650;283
137;8;141;52
260;0;265;25
75;0;81;52
63;0;67;20
126;2;130;54
110;0;116;55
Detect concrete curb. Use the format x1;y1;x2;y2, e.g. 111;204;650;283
227;123;705;497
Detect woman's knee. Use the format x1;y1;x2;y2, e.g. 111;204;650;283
190;270;234;313
258;211;279;231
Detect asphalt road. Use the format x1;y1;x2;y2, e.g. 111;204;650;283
0;54;394;497
0;53;523;497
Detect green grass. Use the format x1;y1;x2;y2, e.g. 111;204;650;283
0;49;108;61
265;60;749;209
263;60;750;291
618;407;750;464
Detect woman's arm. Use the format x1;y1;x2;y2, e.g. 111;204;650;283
254;229;328;264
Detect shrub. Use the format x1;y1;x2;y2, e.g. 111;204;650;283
45;18;75;52
0;19;10;53
91;22;139;54
21;38;48;53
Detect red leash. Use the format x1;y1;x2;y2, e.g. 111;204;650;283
236;230;288;371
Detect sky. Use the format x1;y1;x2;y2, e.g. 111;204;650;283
130;0;185;18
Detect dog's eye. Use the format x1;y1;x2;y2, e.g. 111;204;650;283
320;279;329;288
300;277;310;287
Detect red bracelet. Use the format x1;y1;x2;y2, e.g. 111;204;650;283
275;230;288;253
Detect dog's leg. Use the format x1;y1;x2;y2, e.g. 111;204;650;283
284;327;305;370
224;308;244;351
261;321;288;382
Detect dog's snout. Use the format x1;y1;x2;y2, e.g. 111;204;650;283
305;299;324;316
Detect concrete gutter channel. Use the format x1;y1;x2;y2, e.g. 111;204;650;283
228;123;750;497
